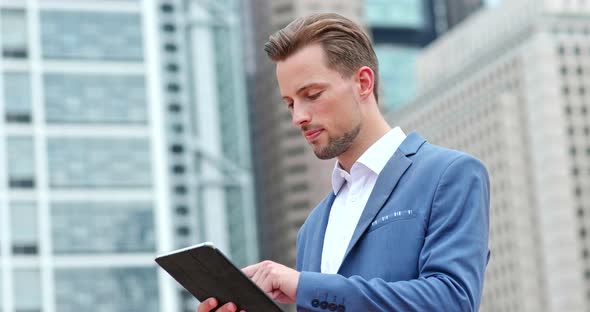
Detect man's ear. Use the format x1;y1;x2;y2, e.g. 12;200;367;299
356;66;375;101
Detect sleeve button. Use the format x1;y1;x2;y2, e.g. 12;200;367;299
311;299;320;307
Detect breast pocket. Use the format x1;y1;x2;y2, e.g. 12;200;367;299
368;209;417;233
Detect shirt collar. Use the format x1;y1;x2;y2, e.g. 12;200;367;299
331;127;406;194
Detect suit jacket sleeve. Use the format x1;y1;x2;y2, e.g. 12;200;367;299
296;155;490;312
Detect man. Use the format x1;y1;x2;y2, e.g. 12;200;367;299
199;13;490;312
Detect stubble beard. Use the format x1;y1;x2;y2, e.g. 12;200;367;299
313;122;362;160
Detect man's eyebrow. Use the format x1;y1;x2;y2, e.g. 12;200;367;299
295;82;327;94
282;83;327;101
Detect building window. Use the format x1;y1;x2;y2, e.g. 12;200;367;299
176;226;190;236
162;23;176;32
47;138;152;188
174;185;187;195
6;137;35;188
41;11;143;61
365;0;426;28
14;270;42;312
160;3;174;13
172;164;185;174
55;268;159;312
52;202;155;254
286;146;305;156
1;9;27;58
164;43;177;53
44;73;147;124
171;124;184;133
168;103;182;113
568;126;574;136
166;63;179;72
166;83;180;92
175;205;188;215
291;183;308;192
11;202;38;255
170;144;184;154
287;164;307;174
3;72;32;123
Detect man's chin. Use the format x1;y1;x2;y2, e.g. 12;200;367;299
312;146;338;160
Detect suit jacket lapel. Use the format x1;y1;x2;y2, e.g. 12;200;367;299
339;132;425;268
309;193;336;272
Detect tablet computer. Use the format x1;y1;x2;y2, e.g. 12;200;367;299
155;242;283;311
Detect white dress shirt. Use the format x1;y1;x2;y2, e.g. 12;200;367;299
321;127;407;274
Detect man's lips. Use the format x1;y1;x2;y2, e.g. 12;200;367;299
303;128;323;141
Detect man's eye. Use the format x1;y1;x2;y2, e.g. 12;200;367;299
307;92;322;100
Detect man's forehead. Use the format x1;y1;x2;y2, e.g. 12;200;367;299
277;73;328;97
276;56;332;95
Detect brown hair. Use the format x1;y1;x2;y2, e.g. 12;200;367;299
264;13;379;103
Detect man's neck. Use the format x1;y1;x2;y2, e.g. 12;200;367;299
337;117;391;172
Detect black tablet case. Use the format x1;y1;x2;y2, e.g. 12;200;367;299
156;244;283;311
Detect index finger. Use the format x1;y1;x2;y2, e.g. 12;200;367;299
242;262;263;278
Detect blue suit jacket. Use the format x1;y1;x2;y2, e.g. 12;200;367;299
295;132;490;312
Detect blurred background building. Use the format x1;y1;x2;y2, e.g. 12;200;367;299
388;0;590;311
368;0;483;111
0;0;257;311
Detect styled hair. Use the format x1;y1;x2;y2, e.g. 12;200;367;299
264;13;379;103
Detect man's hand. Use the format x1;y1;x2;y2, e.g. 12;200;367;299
196;298;245;312
242;260;300;304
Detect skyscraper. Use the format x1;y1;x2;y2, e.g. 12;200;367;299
388;0;590;311
0;0;257;311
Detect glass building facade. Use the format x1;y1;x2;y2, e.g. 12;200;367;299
366;0;427;28
0;1;257;312
366;0;483;111
366;0;437;111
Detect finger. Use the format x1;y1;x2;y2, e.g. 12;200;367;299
218;302;238;312
250;263;267;286
197;298;218;312
259;267;275;294
253;265;273;294
242;262;262;277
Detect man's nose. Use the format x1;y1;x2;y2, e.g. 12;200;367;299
291;104;311;126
